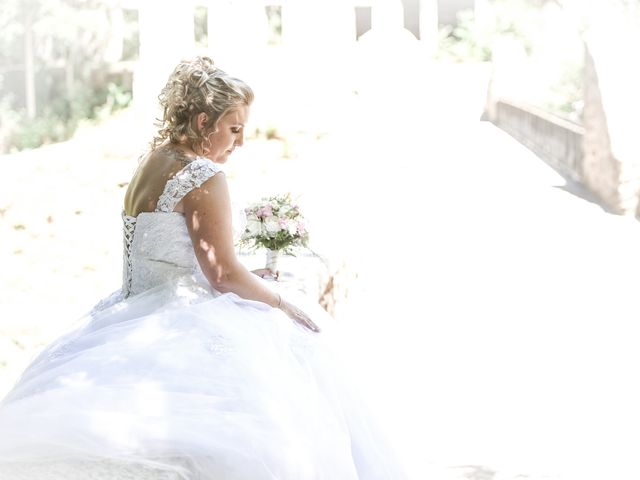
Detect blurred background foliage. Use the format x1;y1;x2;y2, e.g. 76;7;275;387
2;0;639;153
437;0;543;62
0;0;133;153
437;0;584;122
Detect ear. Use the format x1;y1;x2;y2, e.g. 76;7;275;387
195;112;209;134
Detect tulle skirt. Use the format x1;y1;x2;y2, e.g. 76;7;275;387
0;276;409;479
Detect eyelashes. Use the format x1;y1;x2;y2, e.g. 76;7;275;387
231;127;242;134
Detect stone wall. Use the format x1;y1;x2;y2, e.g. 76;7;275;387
488;42;640;216
492;99;585;183
488;2;640;216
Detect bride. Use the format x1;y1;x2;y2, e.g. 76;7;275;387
0;57;409;479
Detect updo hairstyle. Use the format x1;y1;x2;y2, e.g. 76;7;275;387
152;56;254;153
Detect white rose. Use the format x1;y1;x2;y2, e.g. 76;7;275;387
264;216;281;234
286;221;298;236
246;219;263;236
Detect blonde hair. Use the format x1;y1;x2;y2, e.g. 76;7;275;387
152;56;253;152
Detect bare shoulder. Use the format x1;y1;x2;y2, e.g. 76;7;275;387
181;168;229;211
181;169;233;249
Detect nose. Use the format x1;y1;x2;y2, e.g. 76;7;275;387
235;130;244;147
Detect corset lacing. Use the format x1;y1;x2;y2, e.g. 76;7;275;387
122;212;137;298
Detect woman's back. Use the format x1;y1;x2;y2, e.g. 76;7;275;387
124;146;196;217
120;151;224;298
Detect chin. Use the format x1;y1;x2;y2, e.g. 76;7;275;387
215;152;233;164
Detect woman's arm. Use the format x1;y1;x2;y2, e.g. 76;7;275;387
181;172;320;332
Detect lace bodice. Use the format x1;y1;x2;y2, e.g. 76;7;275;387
121;158;224;298
155;159;222;213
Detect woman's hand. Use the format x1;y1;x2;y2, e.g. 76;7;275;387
279;300;321;333
251;268;279;281
250;270;318;332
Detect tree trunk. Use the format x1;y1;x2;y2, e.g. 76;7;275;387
65;48;75;100
24;9;36;119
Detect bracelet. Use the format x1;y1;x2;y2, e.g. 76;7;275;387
275;293;283;308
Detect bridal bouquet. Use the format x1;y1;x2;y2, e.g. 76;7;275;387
240;193;309;256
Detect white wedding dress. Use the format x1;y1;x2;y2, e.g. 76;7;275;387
0;158;409;479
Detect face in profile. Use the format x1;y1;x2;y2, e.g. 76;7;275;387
204;105;250;164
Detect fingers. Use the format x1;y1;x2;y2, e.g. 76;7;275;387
306;319;321;333
294;311;320;333
252;268;279;280
280;300;320;333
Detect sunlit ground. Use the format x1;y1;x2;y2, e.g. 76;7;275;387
2;54;640;480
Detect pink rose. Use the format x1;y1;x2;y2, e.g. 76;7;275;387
257;206;273;218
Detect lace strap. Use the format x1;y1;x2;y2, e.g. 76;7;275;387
155;158;223;213
122;211;137;298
